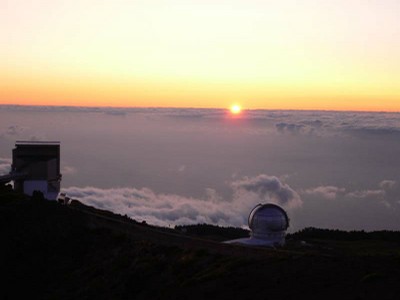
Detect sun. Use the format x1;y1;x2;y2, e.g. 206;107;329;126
230;104;242;114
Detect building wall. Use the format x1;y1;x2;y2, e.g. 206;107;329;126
12;142;61;200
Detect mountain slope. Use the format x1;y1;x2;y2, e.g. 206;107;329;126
1;186;400;299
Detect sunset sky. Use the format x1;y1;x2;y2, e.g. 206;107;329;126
1;0;399;111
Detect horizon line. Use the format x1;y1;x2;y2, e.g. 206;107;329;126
0;103;399;114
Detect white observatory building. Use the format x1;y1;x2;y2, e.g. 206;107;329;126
225;203;289;247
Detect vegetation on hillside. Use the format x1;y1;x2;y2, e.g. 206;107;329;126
175;224;249;241
1;185;400;299
288;227;400;242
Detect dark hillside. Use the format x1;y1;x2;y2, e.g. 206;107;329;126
1;186;400;299
175;224;249;241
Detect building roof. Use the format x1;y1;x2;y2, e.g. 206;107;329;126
15;141;60;146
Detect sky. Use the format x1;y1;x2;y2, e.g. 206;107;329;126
1;105;400;232
1;0;399;110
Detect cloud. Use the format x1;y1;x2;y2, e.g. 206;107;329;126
230;174;302;208
6;125;25;136
63;174;301;227
3;105;400;137
0;158;11;174
346;189;385;199
104;110;127;116
0;105;222;120
0;124;48;142
346;180;400;207
275;123;305;135
0;125;27;138
269;111;400;137
61;166;77;175
301;181;400;208
302;186;346;200
63;186;246;227
379;180;396;189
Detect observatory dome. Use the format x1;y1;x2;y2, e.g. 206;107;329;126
248;203;289;239
224;203;289;247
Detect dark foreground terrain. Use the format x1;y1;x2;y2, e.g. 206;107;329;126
1;186;400;300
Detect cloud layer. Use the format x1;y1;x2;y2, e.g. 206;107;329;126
346;180;400;207
63;174;300;227
302;186;346;200
2;105;400;135
0;158;11;175
2;105;400;230
231;174;302;208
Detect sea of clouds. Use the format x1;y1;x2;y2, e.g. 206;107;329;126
1;105;400;231
63;174;302;227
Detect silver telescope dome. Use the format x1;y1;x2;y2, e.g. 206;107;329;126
224;203;289;247
248;203;289;239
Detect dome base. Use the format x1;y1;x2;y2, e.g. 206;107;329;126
224;236;285;247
